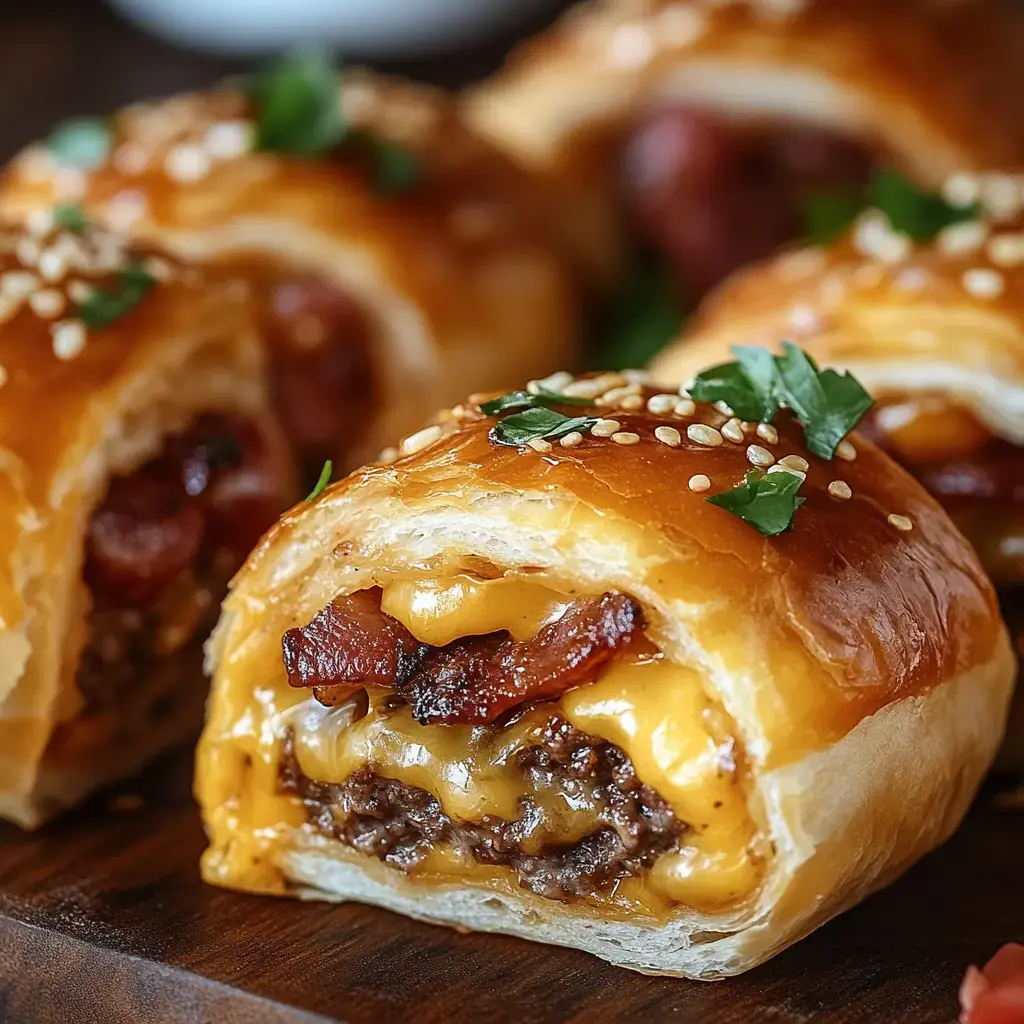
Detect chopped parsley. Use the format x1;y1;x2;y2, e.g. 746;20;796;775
490;407;598;447
47;118;113;169
74;261;156;328
706;468;805;536
370;136;422;196
479;388;591;416
53;203;90;234
689;346;780;423
306;459;333;501
803;191;864;247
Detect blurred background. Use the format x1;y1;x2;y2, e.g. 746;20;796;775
0;0;573;161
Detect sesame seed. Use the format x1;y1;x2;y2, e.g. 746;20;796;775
714;400;734;416
986;233;1024;268
852;210;911;263
400;424;443;456
202;120;254;161
836;440;857;461
688;474;711;493
678;383;692;397
16;238;40;268
142;256;173;282
936;219;987;256
655;3;705;46
942;172;979;209
888;513;913;532
980;173;1023;221
962;267;1006;299
51;320;86;360
1;271;39;298
654;425;681;447
29;289;66;318
559;431;584;448
777;454;809;473
646;393;677;414
37;249;68;283
164;143;211;183
622;369;649;385
674;398;696;416
608;22;654;68
0;295;22;324
527;437;553;453
599;384;642;406
562;378;607;399
721;418;744;443
619;394;643;410
687;424;723;447
26;208;54;237
67;280;93;304
113;142;149;176
768;465;806;482
756;423;779;444
591;418;621;437
828;480;852;501
611;431;640;446
747;444;775;467
378;446;399;464
534;370;573;393
105;189;148;233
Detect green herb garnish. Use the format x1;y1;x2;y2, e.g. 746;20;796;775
47;118;112;169
75;261;156;329
490;407;598;447
306;459;333;501
597;267;686;370
371;137;422;196
246;50;347;157
479;388;592;416
706;469;805;536
803;191;864;247
872;168;977;242
53;203;90;234
689;346;780;423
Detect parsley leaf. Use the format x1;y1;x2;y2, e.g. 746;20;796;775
872;169;977;242
306;459;333;501
773;342;873;459
371;137;422;196
479;388;592;416
490;407;597;447
803;191;863;246
53;203;90;234
246;50;346;157
75;261;156;328
690;346;780;422
47;118;112;169
706;469;805;536
597;267;685;370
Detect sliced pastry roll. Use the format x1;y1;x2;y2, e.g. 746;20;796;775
466;0;1024;358
0;218;295;827
195;363;1012;978
0;58;578;480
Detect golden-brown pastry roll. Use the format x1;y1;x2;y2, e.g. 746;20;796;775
0;217;295;827
651;173;1024;586
195;363;1013;979
466;0;1024;306
0;59;578;479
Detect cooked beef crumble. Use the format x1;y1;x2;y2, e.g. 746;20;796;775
279;715;684;901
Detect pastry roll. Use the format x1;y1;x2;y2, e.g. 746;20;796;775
0;61;578;480
0;217;295;827
195;365;1013;978
466;0;1024;305
651;174;1024;586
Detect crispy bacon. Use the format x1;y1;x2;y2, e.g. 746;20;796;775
283;589;642;725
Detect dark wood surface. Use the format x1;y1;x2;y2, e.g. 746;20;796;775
1;3;1023;1022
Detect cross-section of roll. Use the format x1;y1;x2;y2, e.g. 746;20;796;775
0;58;578;480
465;0;1024;350
651;174;1024;586
0;218;295;828
195;366;1013;978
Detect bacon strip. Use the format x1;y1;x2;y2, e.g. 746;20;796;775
282;589;642;725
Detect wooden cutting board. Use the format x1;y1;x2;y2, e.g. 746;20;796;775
1;747;1022;1024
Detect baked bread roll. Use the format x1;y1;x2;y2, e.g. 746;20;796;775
0;216;295;827
466;0;1024;311
0;60;578;480
195;363;1013;978
651;171;1024;586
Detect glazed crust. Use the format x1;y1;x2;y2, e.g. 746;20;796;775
0;219;288;827
195;374;1013;978
0;71;579;465
465;0;1024;282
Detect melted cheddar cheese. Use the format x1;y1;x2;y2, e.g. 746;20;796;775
198;574;763;915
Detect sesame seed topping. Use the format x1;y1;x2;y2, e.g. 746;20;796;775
688;474;711;493
687;423;723;447
164;143;211;183
67;280;93;304
113;141;149;176
674;398;696;416
756;423;779;444
533;369;573;393
105;189;148;233
29;289;66;319
714;400;734;416
936;219;987;256
598;384;642;406
608;22;654;68
611;431;640;446
888;514;914;532
527;437;553;453
400;424;443;456
1;271;39;298
942;172;979;209
747;444;775;467
721;418;744;443
26;208;54;237
836;440;857;462
962;267;1006;299
828;480;852;501
51;320;86;361
16;238;40;268
562;378;607;399
979;173;1023;221
654;425;681;447
37;249;68;283
591;418;621;437
619;394;643;410
378;446;399;464
142;256;174;282
853;210;911;263
778;454;809;473
646;393;677;414
986;233;1024;268
202;120;254;161
559;431;584;448
768;464;806;482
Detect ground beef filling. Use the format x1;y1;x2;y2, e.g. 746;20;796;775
76;413;287;719
279;715;684;901
622;106;874;299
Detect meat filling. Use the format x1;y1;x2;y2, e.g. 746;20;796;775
283;588;642;724
622;107;874;298
279;715;684;901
